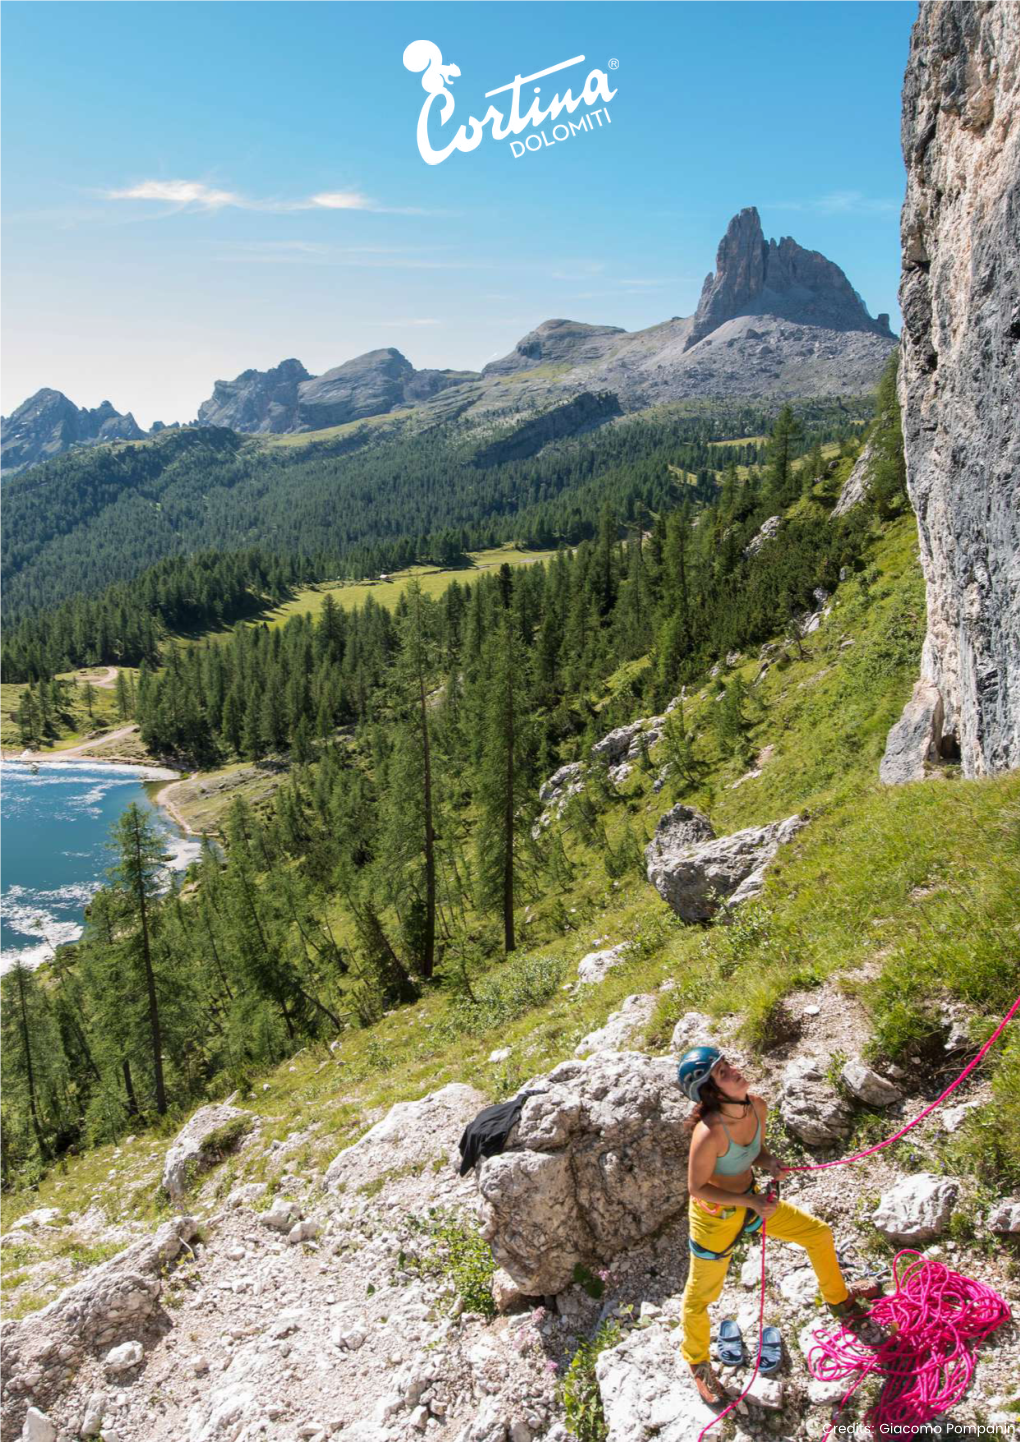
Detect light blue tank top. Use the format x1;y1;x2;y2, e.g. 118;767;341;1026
714;1114;762;1176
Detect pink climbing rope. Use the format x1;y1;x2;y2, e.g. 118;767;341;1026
807;1249;1011;1441
695;994;1019;1442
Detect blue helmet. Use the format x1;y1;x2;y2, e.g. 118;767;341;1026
677;1046;723;1103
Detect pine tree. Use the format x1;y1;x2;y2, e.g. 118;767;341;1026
110;803;169;1115
475;609;533;953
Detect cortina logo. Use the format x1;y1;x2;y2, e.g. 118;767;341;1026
402;41;617;165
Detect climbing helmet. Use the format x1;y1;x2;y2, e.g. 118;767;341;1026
677;1045;723;1103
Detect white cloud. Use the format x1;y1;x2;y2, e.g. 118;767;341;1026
104;179;434;217
308;191;374;211
106;179;243;209
770;191;899;217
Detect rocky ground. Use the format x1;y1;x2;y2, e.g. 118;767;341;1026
3;959;1017;1442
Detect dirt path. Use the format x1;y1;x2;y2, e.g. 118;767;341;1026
154;776;203;836
85;665;120;689
3;724;143;762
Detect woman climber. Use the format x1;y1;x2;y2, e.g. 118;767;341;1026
677;1045;880;1406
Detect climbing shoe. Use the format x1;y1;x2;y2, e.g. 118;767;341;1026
828;1279;884;1320
688;1360;726;1406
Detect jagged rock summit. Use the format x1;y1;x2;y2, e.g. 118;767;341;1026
0;389;145;476
687;206;893;348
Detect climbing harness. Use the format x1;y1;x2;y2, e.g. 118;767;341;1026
695;993;1019;1442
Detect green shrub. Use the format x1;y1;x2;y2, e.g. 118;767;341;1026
398;1208;496;1317
562;1320;622;1442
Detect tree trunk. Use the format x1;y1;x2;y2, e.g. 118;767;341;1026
418;667;436;980
131;818;167;1115
503;657;516;955
122;1058;140;1117
15;965;49;1160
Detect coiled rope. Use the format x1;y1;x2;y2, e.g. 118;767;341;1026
696;994;1018;1441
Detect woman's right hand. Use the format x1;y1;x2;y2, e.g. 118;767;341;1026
751;1193;779;1220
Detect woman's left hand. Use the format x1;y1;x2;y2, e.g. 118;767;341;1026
766;1157;791;1180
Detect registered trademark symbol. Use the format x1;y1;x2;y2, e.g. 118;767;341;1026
608;58;619;69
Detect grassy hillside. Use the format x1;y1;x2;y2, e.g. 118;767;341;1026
5;505;1017;1316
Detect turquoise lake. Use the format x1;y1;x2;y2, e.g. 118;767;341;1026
0;760;201;972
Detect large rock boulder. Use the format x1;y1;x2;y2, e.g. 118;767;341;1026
872;1173;958;1243
744;514;782;557
533;761;584;833
0;1216;197;1437
880;680;945;785
324;1082;487;1194
780;1056;852;1146
645;806;807;921
575;995;658;1057
161;1103;255;1202
596;1326;718;1442
893;2;1020;778
833;441;875;517
576;943;631;986
476;1052;690;1295
840;1059;901;1107
987;1200;1020;1234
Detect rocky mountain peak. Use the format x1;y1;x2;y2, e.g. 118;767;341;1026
1;389;145;477
483;319;627;377
686;206;893;349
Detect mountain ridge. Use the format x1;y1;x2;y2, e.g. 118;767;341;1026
1;208;897;475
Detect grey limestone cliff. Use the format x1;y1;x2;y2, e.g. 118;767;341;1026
686;206;894;350
884;0;1020;780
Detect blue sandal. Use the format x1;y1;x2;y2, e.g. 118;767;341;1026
715;1319;745;1368
759;1326;782;1375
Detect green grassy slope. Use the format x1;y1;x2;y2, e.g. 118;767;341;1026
5;507;1016;1282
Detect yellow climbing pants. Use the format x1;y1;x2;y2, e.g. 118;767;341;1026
680;1193;849;1365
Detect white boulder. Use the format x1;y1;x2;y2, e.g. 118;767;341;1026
645;805;807;921
576;943;631;986
161;1103;254;1202
477;1051;689;1295
596;1325;718;1442
841;1059;902;1106
575;995;657;1057
872;1173;958;1242
103;1340;142;1375
325;1081;487;1193
987;1200;1020;1233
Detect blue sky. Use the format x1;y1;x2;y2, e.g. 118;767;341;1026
2;1;916;428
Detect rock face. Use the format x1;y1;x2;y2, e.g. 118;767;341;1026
744;514;783;557
893;1;1020;777
880;680;945;784
0;1216;197;1435
687;207;894;350
576;943;632;985
196;349;478;434
1;390;145;476
161;1103;255;1202
324;1082;486;1193
872;1173;958;1242
644;806;807;921
195;357;310;432
476;1052;690;1295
